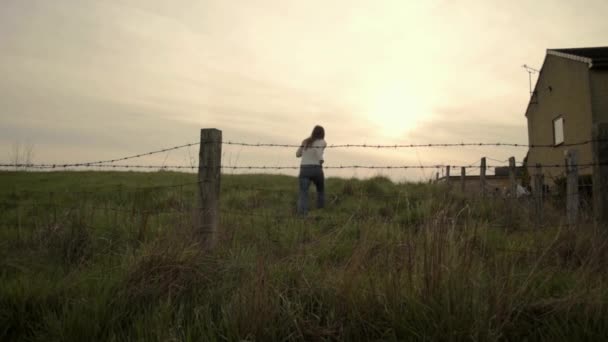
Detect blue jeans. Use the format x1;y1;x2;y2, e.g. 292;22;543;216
298;165;325;215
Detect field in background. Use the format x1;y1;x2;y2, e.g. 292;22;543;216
1;171;608;341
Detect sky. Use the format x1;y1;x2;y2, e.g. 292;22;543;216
1;0;607;180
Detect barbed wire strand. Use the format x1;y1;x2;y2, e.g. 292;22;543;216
221;138;608;149
3;161;608;170
15;141;200;168
3;138;605;170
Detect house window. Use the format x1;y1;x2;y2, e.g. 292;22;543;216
553;116;564;146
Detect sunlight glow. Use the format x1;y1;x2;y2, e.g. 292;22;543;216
363;82;433;138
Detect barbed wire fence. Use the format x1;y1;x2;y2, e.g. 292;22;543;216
2;139;607;169
2;128;608;244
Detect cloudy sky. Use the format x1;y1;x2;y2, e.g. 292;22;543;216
1;0;607;180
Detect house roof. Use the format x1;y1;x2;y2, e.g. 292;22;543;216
548;46;608;69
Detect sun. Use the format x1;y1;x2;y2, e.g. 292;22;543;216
364;84;432;139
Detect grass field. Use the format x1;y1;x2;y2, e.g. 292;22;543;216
1;171;608;341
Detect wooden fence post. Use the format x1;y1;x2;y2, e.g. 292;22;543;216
446;165;451;187
534;163;544;222
461;167;466;193
198;128;222;247
566;150;579;226
593;123;608;224
480;157;486;196
509;157;517;198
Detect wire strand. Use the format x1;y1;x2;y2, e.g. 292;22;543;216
221;138;608;149
3;162;608;170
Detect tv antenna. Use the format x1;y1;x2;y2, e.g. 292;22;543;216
522;64;539;97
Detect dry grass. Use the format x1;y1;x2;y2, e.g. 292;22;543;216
1;172;608;340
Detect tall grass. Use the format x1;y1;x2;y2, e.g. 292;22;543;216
1;171;608;341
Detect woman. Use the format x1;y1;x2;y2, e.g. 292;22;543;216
296;125;326;215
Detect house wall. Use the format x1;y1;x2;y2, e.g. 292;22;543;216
458;177;512;194
485;177;512;193
590;69;608;123
526;54;594;188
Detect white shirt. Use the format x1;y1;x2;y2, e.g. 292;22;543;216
296;139;326;165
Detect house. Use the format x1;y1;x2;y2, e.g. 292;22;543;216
525;47;608;189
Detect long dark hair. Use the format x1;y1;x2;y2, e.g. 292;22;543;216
303;125;325;148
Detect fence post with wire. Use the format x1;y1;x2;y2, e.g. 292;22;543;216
5;134;608;225
198;128;222;248
533;163;544;223
460;167;466;193
566;150;579;226
508;157;517;198
480;157;486;196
